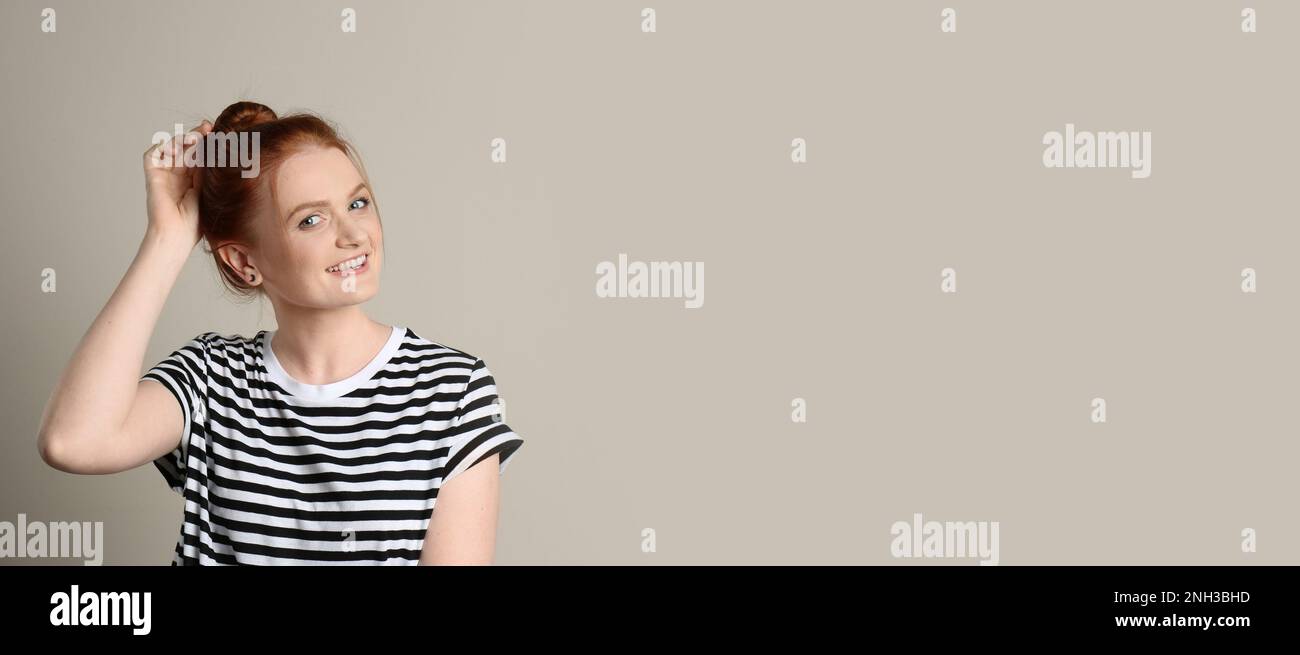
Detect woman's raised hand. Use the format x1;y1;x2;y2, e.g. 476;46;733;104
142;120;213;250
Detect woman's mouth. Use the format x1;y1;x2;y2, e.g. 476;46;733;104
326;253;369;276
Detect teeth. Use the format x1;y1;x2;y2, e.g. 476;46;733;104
327;254;366;273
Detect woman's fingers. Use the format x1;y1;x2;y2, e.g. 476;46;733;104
144;120;214;170
169;124;204;166
182;121;212;149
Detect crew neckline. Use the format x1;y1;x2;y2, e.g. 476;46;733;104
261;324;406;400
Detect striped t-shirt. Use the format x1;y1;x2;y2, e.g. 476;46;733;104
139;324;524;565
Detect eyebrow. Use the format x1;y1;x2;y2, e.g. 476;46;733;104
284;182;370;223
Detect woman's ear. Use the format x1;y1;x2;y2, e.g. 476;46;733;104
217;244;255;282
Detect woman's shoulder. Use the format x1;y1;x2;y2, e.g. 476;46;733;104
185;329;265;352
400;326;481;364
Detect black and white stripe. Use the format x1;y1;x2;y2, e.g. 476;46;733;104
140;325;524;565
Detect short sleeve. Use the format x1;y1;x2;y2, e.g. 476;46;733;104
442;358;524;487
139;333;210;495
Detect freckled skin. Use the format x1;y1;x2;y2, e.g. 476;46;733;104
220;146;384;309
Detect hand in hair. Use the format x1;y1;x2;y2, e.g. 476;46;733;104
142;119;214;250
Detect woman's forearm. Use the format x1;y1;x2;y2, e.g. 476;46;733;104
38;227;193;453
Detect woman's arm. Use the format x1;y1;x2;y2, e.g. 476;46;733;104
420;453;502;565
37;122;212;474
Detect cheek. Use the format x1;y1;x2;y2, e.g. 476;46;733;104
272;243;319;283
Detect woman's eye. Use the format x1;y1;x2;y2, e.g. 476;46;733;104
350;197;371;211
299;214;321;229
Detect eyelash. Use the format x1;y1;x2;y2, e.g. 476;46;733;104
298;197;371;229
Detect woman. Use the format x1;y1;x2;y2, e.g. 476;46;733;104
36;101;524;565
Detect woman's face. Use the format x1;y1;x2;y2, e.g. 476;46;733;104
250;145;383;308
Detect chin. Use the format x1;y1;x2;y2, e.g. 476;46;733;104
336;287;378;303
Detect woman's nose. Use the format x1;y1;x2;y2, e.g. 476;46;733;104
336;213;367;243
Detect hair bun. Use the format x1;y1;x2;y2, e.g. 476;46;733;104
213;101;277;132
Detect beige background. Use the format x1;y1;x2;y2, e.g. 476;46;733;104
2;0;1297;564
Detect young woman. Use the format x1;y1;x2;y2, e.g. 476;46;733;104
36;101;524;565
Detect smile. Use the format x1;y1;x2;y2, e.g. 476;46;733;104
326;253;369;275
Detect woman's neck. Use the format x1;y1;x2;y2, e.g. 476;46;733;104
266;307;392;385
